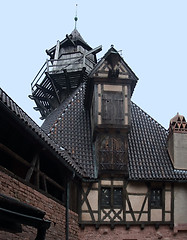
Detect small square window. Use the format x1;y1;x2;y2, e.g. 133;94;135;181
101;188;111;207
113;188;123;206
101;187;123;208
150;189;162;209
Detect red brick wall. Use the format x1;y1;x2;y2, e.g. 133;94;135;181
0;170;79;240
79;225;187;240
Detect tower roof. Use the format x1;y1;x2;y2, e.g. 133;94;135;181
46;29;92;58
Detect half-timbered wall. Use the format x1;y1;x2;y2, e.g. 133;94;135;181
79;179;173;226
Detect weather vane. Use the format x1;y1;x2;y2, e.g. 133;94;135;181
74;4;78;29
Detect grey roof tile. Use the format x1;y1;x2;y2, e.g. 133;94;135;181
42;83;95;179
0;88;87;178
129;102;187;181
2;83;187;181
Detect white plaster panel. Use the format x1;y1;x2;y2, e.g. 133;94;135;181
151;209;162;221
165;213;171;222
82;213;92;221
87;190;98;211
165;191;171;211
127;182;148;194
103;85;122;92
82;202;88;211
98;84;101;94
128;195;146;211
126;214;133;221
101;180;111;185
113;180;123;186
139;213;148;222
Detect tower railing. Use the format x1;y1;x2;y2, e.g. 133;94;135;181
31;56;96;92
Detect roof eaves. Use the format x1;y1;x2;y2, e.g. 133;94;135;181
0;88;85;179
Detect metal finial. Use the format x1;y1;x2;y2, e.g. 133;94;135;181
74;4;78;29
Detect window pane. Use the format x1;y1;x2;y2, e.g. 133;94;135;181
113;188;123;206
101;188;111;207
150;189;162;208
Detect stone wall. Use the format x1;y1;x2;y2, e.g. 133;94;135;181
0;169;79;240
79;225;187;240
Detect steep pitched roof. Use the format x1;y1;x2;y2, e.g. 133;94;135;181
0;88;88;178
47;29;92;56
129;102;187;181
42;85;187;181
89;46;138;82
42;83;96;179
2;80;187;181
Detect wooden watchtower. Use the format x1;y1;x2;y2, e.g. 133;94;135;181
30;29;102;119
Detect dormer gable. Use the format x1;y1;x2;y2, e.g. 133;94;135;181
89;46;138;96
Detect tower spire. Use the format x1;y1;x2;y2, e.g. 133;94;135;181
74;4;78;29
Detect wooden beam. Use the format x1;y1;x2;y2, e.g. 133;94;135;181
46;72;61;104
42;175;48;192
32;95;48;102
35;84;56;98
33;98;51;118
78;67;86;85
0;143;30;167
0;144;65;197
25;155;38;182
54;40;60;60
64;69;71;94
36;158;40;188
40;172;65;192
66;34;76;46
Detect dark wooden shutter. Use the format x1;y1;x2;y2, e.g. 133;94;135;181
102;91;124;124
114;92;124;121
102;93;112;123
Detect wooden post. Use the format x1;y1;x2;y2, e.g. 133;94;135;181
36;158;40;188
25;155;38;182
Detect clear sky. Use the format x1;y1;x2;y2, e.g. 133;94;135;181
1;0;187;128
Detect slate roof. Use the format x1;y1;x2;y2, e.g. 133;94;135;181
42;84;187;181
128;102;187;181
1;83;187;181
0;88;89;178
42;83;96;179
47;29;92;56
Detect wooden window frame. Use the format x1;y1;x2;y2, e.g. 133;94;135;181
101;186;123;209
150;188;162;209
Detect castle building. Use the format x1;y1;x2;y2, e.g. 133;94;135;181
1;27;187;240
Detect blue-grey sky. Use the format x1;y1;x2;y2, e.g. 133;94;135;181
1;0;187;128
